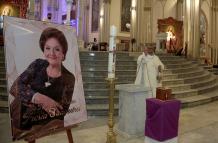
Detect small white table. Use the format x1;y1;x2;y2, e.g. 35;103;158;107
115;84;152;136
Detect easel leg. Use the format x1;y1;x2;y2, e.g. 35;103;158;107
66;129;74;143
28;140;35;143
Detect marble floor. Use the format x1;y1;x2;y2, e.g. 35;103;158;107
1;100;218;143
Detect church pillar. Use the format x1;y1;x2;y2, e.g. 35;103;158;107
144;1;152;43
184;0;200;59
66;0;73;25
130;0;137;51
99;0;110;43
76;0;86;49
176;0;183;21
135;0;143;46
210;1;218;64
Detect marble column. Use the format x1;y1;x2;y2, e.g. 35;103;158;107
66;0;73;25
176;0;183;21
34;0;41;20
77;0;86;49
208;1;218;64
99;0;104;42
144;6;152;43
184;0;200;59
130;0;137;51
130;0;151;51
99;0;110;43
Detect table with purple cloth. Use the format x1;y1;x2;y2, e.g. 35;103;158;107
145;98;181;142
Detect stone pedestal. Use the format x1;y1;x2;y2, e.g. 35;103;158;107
115;84;152;137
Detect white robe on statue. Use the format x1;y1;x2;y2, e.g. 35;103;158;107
135;53;164;97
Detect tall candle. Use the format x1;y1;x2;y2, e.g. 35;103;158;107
108;25;117;78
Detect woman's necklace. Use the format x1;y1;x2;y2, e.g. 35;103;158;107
45;66;61;87
45;76;51;87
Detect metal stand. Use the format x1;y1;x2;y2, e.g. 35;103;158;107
26;129;74;143
106;78;117;143
66;129;74;143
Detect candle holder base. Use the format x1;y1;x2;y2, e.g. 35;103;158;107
105;77;117;143
106;132;117;143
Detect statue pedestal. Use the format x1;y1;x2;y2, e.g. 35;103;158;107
115;84;152;137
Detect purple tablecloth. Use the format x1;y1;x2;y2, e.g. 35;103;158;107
145;98;181;141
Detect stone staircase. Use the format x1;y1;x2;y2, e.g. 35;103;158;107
0;47;8;113
80;52;136;116
0;50;218;116
80;51;218;115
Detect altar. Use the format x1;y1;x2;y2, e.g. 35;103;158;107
115;84;152;137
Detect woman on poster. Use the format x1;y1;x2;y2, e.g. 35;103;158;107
10;27;75;132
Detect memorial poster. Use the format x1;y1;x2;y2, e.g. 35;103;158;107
4;16;87;141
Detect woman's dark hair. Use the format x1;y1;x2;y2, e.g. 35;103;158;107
39;27;68;60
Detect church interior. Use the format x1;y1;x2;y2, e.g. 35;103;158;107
1;0;218;143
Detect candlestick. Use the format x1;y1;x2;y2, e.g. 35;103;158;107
108;25;117;79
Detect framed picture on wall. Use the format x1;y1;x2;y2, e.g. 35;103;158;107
121;0;131;32
91;0;99;32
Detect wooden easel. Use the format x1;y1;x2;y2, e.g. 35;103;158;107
27;129;74;143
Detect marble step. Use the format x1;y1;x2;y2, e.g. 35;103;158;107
208;69;218;75
0;107;8;113
190;76;217;88
173;82;218;98
0;100;9;113
166;77;216;92
173;89;198;98
0;100;8;107
82;75;136;82
79;55;134;60
85;95;118;104
159;56;185;59
166;84;191;92
0;62;5;67
81;65;137;71
177;68;204;78
0;78;6;85
162;72;211;86
0;72;5;78
163;64;199;74
84;89;110;97
197;83;218;94
0;92;7;101
79;51;130;57
80;59;136;66
163;69;205;80
161;59;187;64
184;72;211;83
164;61;195;68
84;81;132;89
162;74;178;80
0;57;5;61
82;70;136;77
180;89;218;108
0;52;4;57
86;104;118;116
0;67;6;72
0;85;7;92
